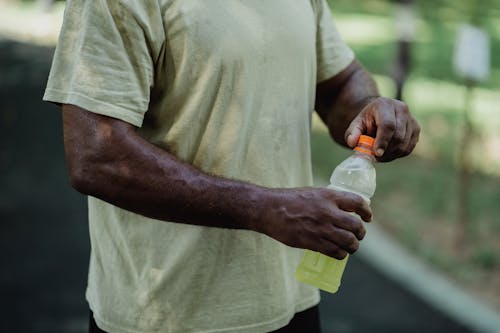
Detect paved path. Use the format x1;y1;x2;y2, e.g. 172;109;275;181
0;39;476;333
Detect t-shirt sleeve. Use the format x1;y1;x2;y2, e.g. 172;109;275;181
312;0;355;83
43;0;164;127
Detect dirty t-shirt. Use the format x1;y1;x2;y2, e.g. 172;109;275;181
43;0;354;332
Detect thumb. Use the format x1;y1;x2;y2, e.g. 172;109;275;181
345;118;364;148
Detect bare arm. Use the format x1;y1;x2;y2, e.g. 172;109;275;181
315;60;420;161
315;60;379;147
63;104;262;229
63;104;372;259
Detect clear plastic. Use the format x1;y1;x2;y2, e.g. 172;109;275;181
295;149;376;293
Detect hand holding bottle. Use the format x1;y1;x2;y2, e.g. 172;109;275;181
295;135;377;293
254;186;371;260
345;97;420;162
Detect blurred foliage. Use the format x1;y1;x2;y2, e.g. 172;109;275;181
329;0;500;89
315;0;500;311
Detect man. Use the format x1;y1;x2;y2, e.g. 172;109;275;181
44;0;420;332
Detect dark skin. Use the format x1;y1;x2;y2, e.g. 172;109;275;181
63;60;420;260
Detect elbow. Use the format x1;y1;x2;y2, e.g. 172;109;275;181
65;146;106;196
67;162;97;196
62;104;132;197
66;150;124;199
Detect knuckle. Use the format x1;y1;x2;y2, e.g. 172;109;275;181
333;190;350;205
323;187;339;200
318;211;332;225
349;193;364;207
354;194;365;205
382;119;396;132
319;187;330;195
335;188;348;197
345;211;359;224
396;100;409;112
393;132;405;144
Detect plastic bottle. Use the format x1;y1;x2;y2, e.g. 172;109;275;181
295;135;376;293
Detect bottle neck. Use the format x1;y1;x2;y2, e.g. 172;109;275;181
353;150;376;162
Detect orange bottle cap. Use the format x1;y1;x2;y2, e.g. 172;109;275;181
354;135;375;156
358;135;375;148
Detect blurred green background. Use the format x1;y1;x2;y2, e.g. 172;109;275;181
311;0;500;312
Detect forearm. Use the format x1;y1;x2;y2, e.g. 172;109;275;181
63;105;374;258
315;61;379;147
63;106;266;230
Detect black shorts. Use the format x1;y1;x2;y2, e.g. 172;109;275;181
89;305;321;333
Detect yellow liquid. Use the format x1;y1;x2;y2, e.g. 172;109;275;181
295;250;349;293
297;151;375;293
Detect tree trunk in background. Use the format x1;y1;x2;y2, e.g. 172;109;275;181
393;0;416;101
456;80;474;252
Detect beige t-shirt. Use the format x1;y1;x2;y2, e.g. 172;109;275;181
44;0;354;332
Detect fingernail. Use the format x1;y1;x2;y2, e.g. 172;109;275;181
347;134;355;146
376;148;384;156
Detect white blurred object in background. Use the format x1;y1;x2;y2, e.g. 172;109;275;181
453;24;490;82
394;0;417;42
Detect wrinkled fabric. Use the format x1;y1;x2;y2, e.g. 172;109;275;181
44;0;354;332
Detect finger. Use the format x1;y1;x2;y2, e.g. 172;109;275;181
392;109;408;148
391;102;414;154
400;120;413;153
374;104;397;157
323;228;360;254
388;117;419;160
334;191;372;222
331;211;366;240
378;116;411;162
406;122;421;154
317;238;349;260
